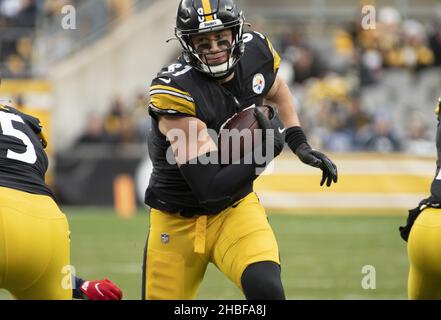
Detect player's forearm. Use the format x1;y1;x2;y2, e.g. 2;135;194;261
180;150;266;207
266;77;301;128
266;77;312;154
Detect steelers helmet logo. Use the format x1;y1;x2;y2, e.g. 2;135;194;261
252;73;265;94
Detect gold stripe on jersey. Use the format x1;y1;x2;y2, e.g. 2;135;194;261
150;93;196;116
202;0;213;21
150;85;193;99
266;38;281;73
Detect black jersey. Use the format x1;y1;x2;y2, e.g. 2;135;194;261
145;31;281;215
0;104;54;198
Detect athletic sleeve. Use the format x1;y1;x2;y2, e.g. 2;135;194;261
148;77;196;119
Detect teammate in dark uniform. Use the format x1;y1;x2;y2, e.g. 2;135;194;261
0;100;122;300
142;0;338;300
400;96;441;299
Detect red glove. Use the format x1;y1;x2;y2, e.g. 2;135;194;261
80;279;123;300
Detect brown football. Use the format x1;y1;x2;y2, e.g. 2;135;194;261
218;105;272;164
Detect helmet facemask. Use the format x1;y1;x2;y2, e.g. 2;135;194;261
175;16;245;78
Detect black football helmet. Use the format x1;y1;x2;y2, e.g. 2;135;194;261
175;0;245;78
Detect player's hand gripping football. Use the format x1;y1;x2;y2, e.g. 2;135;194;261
295;143;338;187
254;107;285;158
80;279;123;300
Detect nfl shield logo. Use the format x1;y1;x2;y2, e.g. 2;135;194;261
161;233;170;244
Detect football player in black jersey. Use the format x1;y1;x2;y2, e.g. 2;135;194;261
0;98;122;300
142;0;338;300
400;96;441;299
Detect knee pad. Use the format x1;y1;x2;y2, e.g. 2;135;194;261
241;261;285;300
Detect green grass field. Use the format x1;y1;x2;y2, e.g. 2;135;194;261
0;208;409;300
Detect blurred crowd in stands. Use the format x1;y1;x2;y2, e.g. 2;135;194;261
0;0;37;77
0;0;144;77
40;0;140;63
276;6;441;154
74;93;150;147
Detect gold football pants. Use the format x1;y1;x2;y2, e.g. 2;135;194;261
142;192;280;300
0;187;72;300
408;207;441;299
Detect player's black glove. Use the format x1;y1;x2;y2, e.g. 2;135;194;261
295;143;338;187
254;107;285;159
284;126;337;187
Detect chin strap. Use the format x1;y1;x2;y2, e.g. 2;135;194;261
205;62;237;80
199;54;235;77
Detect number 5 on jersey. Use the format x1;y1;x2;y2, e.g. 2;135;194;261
0;111;37;164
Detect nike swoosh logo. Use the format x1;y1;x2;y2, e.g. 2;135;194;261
95;283;105;297
278;127;286;134
158;77;171;84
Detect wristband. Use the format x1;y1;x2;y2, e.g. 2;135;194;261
285;126;308;153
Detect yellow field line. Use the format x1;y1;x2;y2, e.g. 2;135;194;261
255;174;432;193
277;151;436;161
266;207;408;216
